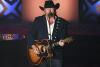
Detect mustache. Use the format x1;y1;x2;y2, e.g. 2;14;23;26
48;12;55;17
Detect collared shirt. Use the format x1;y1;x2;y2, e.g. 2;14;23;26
46;17;55;40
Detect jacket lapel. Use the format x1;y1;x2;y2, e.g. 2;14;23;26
41;16;49;39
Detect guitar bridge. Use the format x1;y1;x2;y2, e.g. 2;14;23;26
38;52;48;57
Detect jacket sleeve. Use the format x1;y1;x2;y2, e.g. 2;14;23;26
60;18;70;39
27;19;38;48
64;21;70;37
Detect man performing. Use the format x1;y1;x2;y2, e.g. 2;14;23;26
27;0;73;67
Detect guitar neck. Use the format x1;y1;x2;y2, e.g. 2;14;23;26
51;36;73;47
52;42;59;47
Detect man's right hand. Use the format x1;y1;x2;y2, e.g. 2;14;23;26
32;45;40;54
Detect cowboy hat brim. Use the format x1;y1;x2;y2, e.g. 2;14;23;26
39;3;60;11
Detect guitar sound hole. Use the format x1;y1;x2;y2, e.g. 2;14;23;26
40;45;47;53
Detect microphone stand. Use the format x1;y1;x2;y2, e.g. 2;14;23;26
48;14;53;67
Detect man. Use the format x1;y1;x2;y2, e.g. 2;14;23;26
27;0;71;67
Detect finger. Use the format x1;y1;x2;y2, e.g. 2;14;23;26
34;48;39;54
32;45;36;49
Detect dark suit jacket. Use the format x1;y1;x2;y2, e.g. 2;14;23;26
27;15;69;59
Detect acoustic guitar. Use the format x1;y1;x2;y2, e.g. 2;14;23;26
28;36;73;65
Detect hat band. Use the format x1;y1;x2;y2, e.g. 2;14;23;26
44;4;55;8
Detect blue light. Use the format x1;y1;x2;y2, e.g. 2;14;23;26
0;0;22;19
2;0;20;16
0;4;4;13
9;0;13;1
85;0;100;16
95;1;100;14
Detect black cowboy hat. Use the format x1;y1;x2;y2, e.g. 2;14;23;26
39;0;60;11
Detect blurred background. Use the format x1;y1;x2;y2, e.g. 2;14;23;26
0;0;100;67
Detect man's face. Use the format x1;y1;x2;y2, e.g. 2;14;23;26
44;8;55;16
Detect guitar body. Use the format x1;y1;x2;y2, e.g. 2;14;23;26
28;42;53;65
28;48;44;65
28;37;73;65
